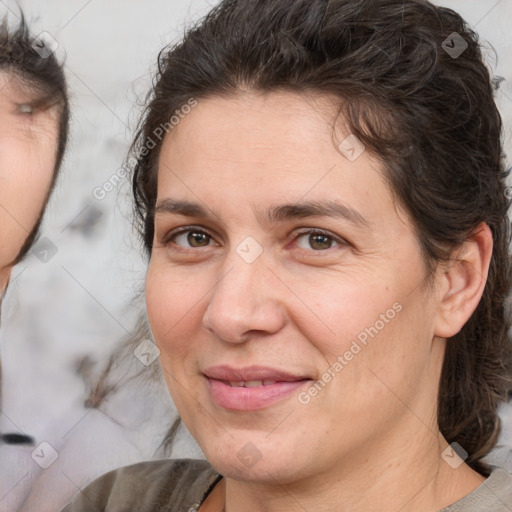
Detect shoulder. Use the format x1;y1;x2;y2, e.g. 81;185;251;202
479;467;512;504
442;466;512;512
60;458;220;512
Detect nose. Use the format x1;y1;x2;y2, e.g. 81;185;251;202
202;250;286;344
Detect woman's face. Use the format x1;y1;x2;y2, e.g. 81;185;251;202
0;73;59;294
146;91;446;483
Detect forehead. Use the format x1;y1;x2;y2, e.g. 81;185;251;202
160;92;338;187
161;90;340;161
156;91;396;220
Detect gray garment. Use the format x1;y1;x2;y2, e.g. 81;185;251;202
61;459;512;511
440;466;512;511
60;459;220;512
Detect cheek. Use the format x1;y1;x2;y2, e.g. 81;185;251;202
145;263;209;419
288;267;434;411
285;269;402;359
0;145;55;265
145;261;205;354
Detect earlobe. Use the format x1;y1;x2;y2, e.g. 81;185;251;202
434;222;493;339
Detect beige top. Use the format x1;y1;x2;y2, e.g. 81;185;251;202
61;459;512;511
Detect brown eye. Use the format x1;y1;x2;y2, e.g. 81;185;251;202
308;233;334;250
166;228;214;249
293;229;346;253
186;231;210;247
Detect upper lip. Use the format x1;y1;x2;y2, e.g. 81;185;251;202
203;365;310;382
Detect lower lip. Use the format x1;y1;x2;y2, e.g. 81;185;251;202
207;378;310;411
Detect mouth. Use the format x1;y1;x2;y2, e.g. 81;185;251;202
225;379;282;387
203;365;312;411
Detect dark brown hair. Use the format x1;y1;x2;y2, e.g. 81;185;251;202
129;0;511;475
0;13;70;263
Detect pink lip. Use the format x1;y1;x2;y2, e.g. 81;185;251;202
203;365;312;411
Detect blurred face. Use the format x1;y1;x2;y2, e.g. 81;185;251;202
0;73;59;296
146;91;445;484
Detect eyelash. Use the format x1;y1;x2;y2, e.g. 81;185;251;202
162;226;347;255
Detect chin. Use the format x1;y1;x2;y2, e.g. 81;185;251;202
210;454;298;483
200;435;309;484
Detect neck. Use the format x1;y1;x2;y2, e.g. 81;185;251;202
219;422;485;512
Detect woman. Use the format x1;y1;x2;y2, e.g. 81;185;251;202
63;0;512;510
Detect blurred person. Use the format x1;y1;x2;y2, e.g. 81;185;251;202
63;0;512;510
0;12;69;512
0;13;69;442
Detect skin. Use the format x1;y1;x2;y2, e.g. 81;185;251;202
146;90;492;512
0;72;59;298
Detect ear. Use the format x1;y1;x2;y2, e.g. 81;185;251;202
434;222;493;339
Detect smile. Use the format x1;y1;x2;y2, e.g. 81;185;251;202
203;365;312;411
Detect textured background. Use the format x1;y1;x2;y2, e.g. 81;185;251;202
0;1;511;511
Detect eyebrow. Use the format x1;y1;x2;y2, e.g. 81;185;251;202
154;199;371;228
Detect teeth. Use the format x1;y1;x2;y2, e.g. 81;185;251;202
228;380;277;387
245;380;263;387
